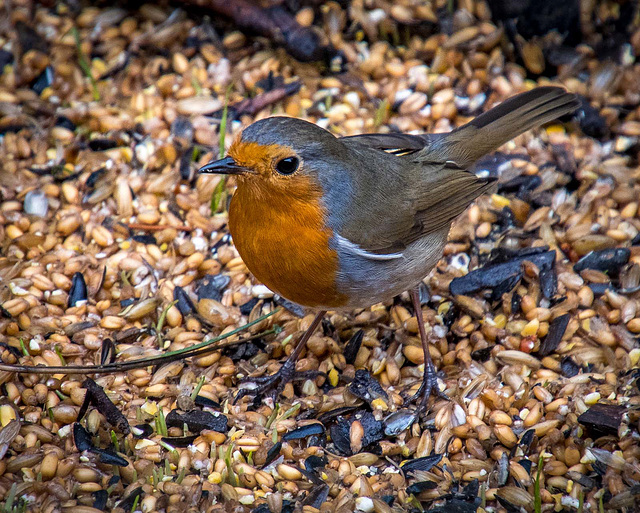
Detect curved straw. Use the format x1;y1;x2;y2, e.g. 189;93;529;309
0;309;280;375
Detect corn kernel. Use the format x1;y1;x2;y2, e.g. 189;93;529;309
491;194;511;208
328;368;339;387
208;471;222;484
371;398;388;411
141;401;158;415
521;319;539;337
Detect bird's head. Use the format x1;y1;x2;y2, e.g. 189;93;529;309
200;116;343;201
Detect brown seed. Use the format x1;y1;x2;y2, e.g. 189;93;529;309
40;451;59;480
523;402;543;427
565;446;581;467
385;357;400;384
255;470;275;487
465;438;487;460
493;424;517;448
522;41;544;74
276;464;302;481
172;53;189;74
115;178;133;217
573;235;616;256
6;225;23;239
468;397;486;419
545;398;568;413
443;26;480;48
52;404;79;424
349;453;379;466
2;298;29;316
626;318;640;333
222;31;246;50
6;451;44;473
165;305;182;327
399;92;428;114
489;411;512;426
177;96;222;115
91;225;114;247
350;420;364;453
60;183;80;204
295;7;314;27
496;486;534;508
236;437;261;452
475;222;491;238
533;386;554;404
509;461;532;486
495;350;542;370
531;419;560;437
123;298;159;320
77;482;102;493
32;274;55;291
474;424;493;442
546;476;569;490
544;460;568;476
100;316;126;329
73;467;101;483
403;344;424;364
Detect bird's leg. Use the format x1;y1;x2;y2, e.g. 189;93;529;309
235;310;326;403
404;288;448;411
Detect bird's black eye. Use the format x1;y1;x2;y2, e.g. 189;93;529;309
275;157;299;175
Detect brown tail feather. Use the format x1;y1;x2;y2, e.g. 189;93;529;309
429;86;579;168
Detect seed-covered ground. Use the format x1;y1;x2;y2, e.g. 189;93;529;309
1;1;640;512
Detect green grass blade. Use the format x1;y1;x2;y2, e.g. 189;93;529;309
534;453;543;513
71;26;100;101
374;99;389;128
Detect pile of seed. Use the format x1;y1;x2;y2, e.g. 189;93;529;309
1;1;640;512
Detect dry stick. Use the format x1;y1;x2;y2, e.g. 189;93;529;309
181;0;336;62
0;309;280;375
80;378;131;434
231;82;302;117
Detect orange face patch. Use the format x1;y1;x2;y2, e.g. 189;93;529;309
226;140;347;309
228;139;292;177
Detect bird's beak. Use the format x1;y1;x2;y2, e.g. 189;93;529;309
199;156;250;175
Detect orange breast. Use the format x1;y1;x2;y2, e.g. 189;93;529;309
228;177;348;309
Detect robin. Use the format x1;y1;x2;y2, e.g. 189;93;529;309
200;86;578;408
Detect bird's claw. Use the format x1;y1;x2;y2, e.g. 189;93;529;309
402;360;449;413
233;359;297;404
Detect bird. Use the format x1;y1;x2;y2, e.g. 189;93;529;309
200;86;578;409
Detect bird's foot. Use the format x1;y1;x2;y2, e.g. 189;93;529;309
234;310;327;404
234;360;324;403
402;359;449;413
234;359;296;404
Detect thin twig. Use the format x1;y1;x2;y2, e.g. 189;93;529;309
230;81;301;117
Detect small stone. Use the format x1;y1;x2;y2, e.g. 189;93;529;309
176;96;222;115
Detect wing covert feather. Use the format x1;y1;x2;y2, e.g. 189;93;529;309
330;141;491;255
